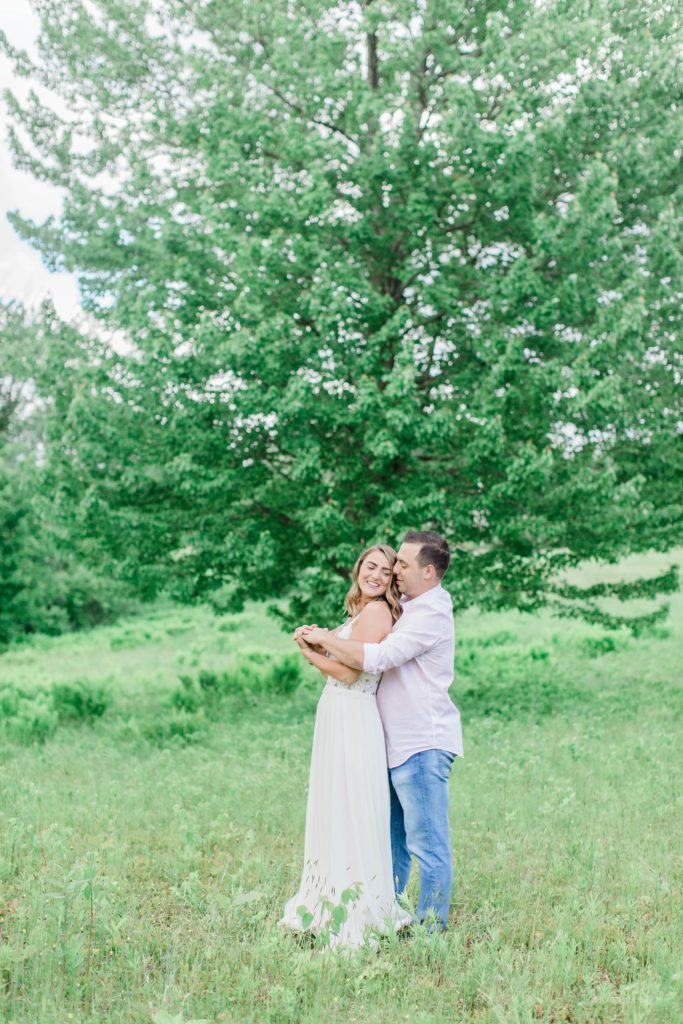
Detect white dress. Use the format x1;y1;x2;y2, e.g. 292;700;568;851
279;618;412;949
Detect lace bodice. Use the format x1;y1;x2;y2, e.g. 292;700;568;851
324;618;381;696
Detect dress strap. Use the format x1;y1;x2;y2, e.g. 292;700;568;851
332;614;358;637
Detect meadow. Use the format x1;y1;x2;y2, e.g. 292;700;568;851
0;552;681;1024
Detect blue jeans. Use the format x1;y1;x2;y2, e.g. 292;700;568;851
388;749;456;930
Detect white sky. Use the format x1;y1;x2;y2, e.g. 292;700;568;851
0;0;81;319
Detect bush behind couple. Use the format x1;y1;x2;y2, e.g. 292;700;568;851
280;530;463;948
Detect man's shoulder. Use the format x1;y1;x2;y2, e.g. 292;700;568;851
403;587;453;617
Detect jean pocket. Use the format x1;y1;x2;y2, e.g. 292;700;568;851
436;751;456;780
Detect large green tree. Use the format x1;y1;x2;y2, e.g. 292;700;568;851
3;0;682;625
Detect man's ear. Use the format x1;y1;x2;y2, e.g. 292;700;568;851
424;563;436;581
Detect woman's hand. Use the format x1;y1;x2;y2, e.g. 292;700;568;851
301;626;330;647
300;642;317;663
293;624;326;651
293;623;317;641
292;633;317;663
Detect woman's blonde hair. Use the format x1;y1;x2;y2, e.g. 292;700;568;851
344;544;403;623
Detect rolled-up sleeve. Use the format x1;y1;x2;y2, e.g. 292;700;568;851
363;610;444;673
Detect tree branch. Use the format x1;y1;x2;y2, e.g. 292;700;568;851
367;31;379;89
263;83;359;149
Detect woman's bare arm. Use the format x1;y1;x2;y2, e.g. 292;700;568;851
297;642;361;683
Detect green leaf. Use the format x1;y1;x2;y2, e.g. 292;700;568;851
296;906;314;930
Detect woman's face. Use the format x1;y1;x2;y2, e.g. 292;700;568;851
357;549;393;601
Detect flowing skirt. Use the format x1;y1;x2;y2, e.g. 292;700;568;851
279;685;412;949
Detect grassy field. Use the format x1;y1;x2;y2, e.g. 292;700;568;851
0;552;681;1023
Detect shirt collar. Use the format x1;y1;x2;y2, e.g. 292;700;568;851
400;585;444;610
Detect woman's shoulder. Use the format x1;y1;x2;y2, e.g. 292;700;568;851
350;600;394;643
356;600;394;625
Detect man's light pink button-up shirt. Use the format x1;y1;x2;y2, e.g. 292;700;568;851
363;585;463;769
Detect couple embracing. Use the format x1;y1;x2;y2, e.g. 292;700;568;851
279;530;463;949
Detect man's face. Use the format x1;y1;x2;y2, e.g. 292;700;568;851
393;542;431;598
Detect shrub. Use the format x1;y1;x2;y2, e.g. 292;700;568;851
217;618;239;633
52;680;111;722
217;661;266;699
0;684;20;717
167;654;302;726
266;655;303;695
243;651;271;665
165;624;193;637
142;710;204;747
197;669;221;692
459;650;583;722
580;634;628;657
2;691;59;744
474;630;516;648
0;678;111;744
171;675;204;713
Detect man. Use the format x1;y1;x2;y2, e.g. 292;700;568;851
300;530;463;931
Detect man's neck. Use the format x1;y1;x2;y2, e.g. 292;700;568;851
403;582;440;602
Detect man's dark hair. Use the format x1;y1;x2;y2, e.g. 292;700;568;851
403;530;451;580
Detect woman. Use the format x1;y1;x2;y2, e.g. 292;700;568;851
279;544;412;949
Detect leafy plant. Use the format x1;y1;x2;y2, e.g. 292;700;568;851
142;710;205;747
296;883;363;950
0;679;110;743
52;681;111;722
2;691;59;744
265;655;303;696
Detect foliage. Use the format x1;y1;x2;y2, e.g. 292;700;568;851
167;654;304;729
0;304;134;646
296;883;364;950
267;654;306;695
0;302;43;447
0;686;58;744
0;459;31;646
51;680;111;722
0;453;134;646
0;639;303;745
141;709;206;748
1;2;682;630
0;678;111;744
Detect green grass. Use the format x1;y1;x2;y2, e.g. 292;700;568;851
0;602;291;698
0;553;681;1023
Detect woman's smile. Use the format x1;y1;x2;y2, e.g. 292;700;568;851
356;552;393;602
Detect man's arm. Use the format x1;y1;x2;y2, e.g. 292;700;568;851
301;602;393;670
304;605;446;674
362;620;438;673
303;629;365;669
294;638;361;684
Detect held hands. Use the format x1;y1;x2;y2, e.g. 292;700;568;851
292;624;321;662
295;641;316;663
292;624;329;660
300;626;329;647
